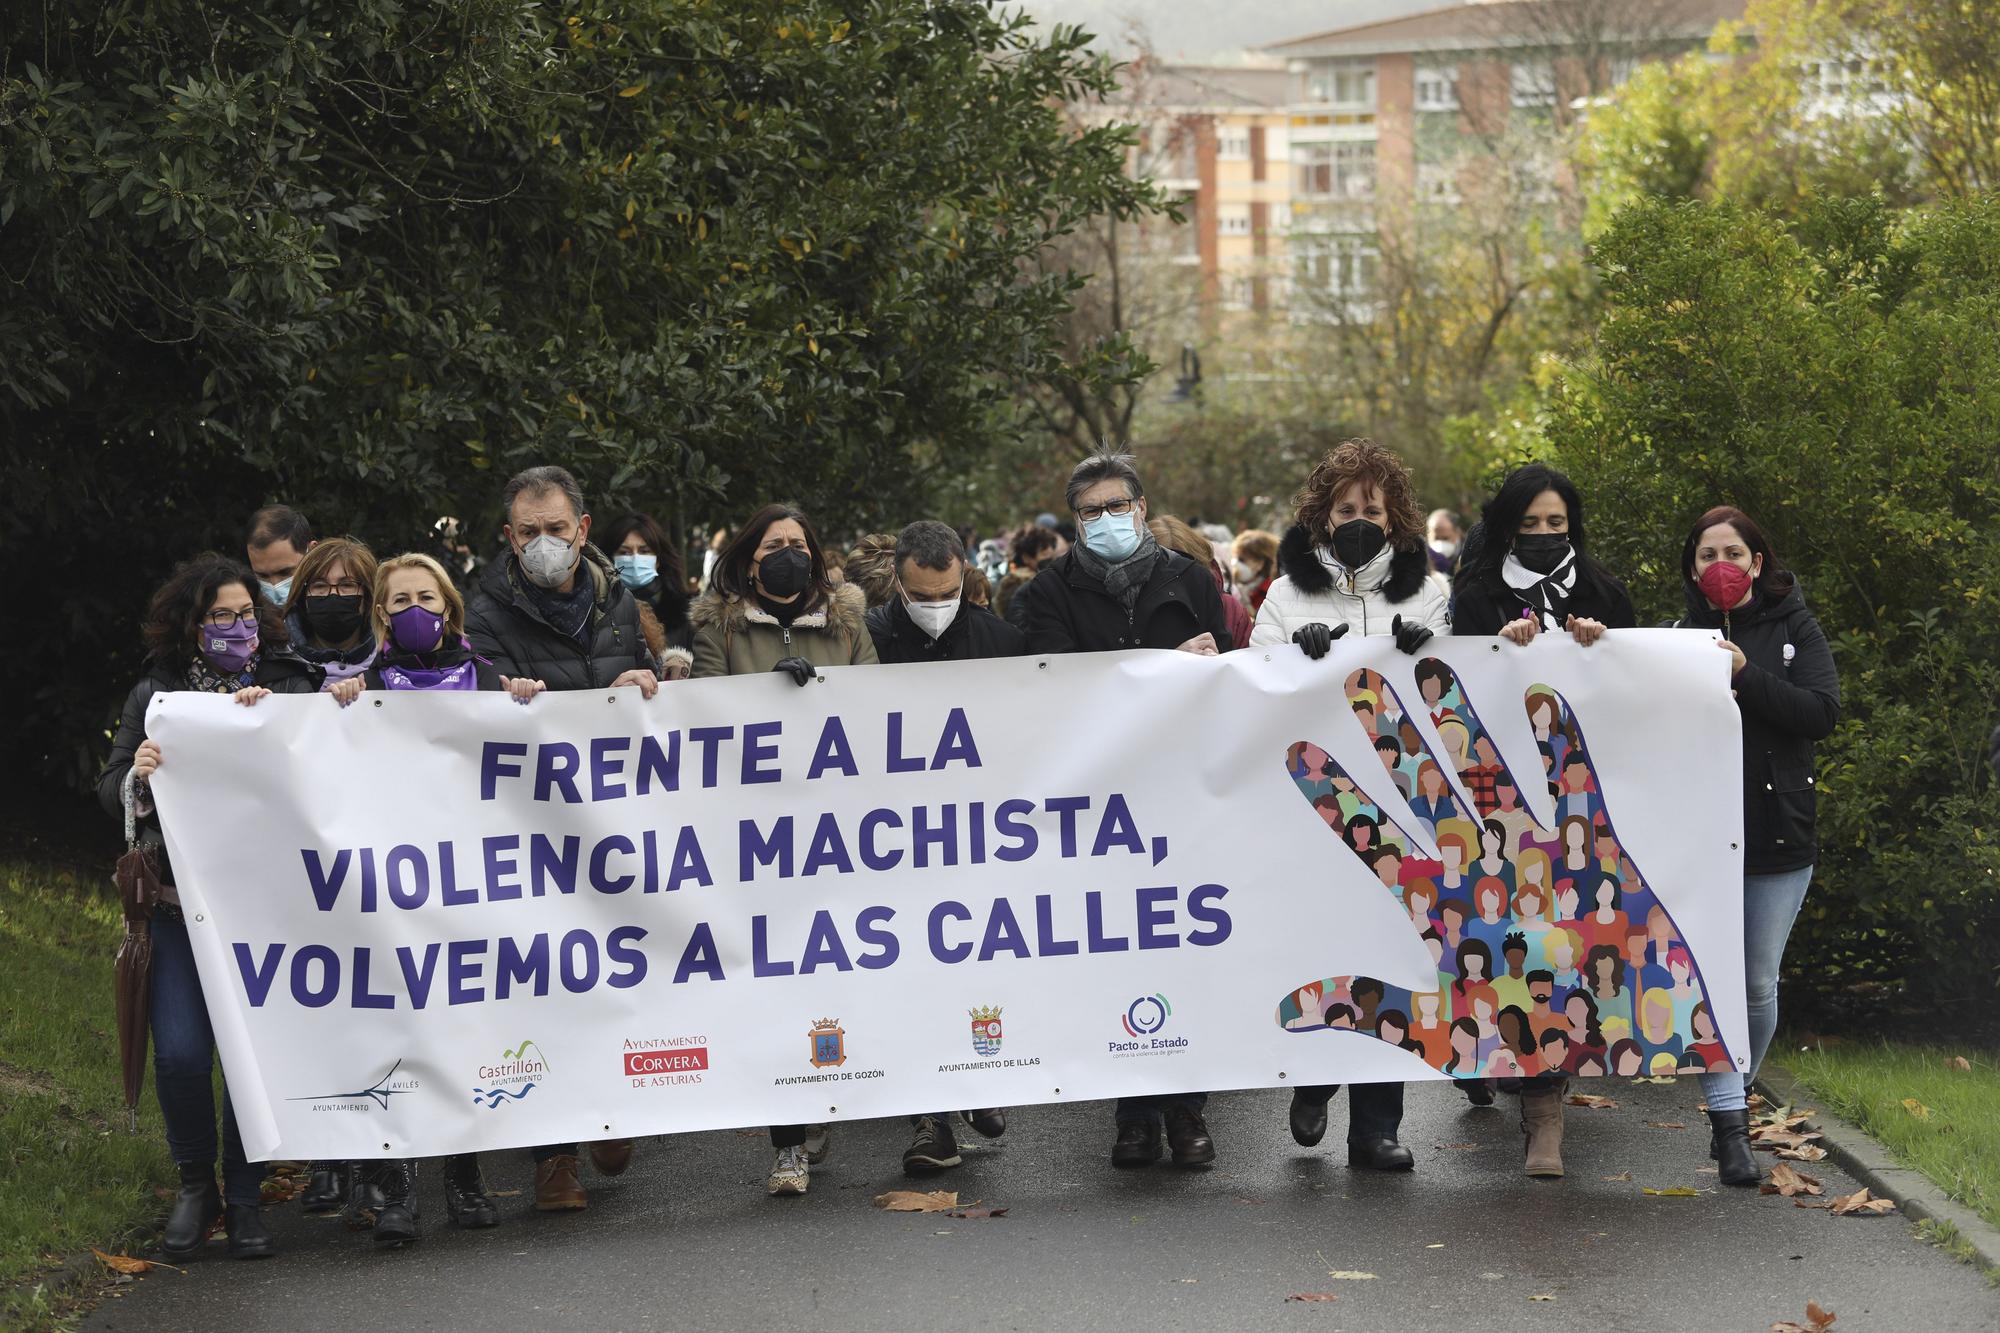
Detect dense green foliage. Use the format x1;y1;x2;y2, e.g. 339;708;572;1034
1545;194;2000;1016
0;0;1160;784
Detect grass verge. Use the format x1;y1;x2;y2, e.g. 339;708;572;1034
1774;1038;2000;1233
0;859;175;1326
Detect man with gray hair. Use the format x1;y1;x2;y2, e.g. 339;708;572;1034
464;463;659;1213
1019;452;1232;1170
862;519;1023;1173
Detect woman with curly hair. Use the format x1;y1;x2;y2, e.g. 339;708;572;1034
1249;437;1451;1173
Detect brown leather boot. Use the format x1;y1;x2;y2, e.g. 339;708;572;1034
1521;1086;1565;1178
587;1139;634;1177
533;1154;588;1211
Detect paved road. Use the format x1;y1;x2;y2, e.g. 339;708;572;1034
87;1081;2000;1332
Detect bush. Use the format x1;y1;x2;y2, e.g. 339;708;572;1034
1544;193;2000;1025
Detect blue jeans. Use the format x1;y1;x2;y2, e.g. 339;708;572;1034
1115;1093;1207;1125
1293;1082;1404;1142
151;915;263;1205
1700;864;1815;1113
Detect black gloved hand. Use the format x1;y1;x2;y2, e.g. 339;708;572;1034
1292;621;1350;661
772;656;816;686
1392;614;1435;656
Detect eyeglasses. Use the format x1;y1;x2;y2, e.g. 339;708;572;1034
1074;497;1136;522
306;580;365;597
202;608;259;628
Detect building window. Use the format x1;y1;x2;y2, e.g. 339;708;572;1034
1415;65;1459;111
1222;275;1256;311
1295;233;1380;305
1218;129;1251;160
1417;162;1461;204
1812;54;1889;100
1218;205;1252;237
1511;58;1557;108
1306;61;1376;110
1293;141;1376;200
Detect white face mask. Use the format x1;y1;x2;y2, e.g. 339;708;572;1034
905;596;961;639
1429;538;1459;558
517;532;579;589
1232;560;1258;585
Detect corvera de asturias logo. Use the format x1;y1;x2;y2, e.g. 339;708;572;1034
473;1039;550;1109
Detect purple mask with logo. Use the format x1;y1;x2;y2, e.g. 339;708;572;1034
201;619;259;674
388;604;447;655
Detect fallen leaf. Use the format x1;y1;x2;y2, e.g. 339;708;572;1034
1901;1098;1931;1121
1642;1186;1702;1197
1324;1271;1377;1280
1762;1164;1824;1198
1753;1129;1825;1151
1529;1293;1556;1301
1178;1278;1198;1284
1286;1293;1340;1303
1828;1187;1896;1216
1771;1297;1838;1332
1601;1172;1633;1181
1946;1055;1971;1072
1775;1145;1829;1162
873;1190;958;1213
488;1189;522;1198
1646;1121;1688;1129
1426;1243;1446;1248
93;1250;149;1275
945;1206;1008;1219
1567;1094;1618;1109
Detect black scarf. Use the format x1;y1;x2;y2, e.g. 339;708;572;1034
1071;531;1161;611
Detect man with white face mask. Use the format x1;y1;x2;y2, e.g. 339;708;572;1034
862;519;1022;1174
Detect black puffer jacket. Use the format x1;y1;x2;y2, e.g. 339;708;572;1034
1021;548;1232;655
465;544;656;691
96;650;323;882
866;599;1027;664
1676;581;1841;874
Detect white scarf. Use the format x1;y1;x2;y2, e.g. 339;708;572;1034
1315;543;1394;596
1502;550;1578;630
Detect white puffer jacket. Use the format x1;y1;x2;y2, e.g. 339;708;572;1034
1249;523;1451;646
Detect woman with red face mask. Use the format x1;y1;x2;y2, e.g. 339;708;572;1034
1674;506;1840;1188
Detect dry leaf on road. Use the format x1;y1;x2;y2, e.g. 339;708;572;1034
1642;1186;1702;1197
1828;1188;1896;1216
1286;1293;1340;1302
1762;1164;1824;1198
1567;1094;1618;1109
1901;1098;1931;1121
1771;1298;1837;1332
874;1190;958;1212
92;1249;176;1276
1775;1145;1829;1162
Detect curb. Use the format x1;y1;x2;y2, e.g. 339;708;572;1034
1757;1065;2000;1274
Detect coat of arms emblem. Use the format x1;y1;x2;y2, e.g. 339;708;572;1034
808;1018;846;1068
969;1005;1003;1057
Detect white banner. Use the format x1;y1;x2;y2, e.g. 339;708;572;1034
148;631;1744;1159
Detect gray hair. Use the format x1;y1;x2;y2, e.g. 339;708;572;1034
502;465;587;523
894;520;966;574
1065;451;1145;512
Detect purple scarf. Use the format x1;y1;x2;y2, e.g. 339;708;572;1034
377;659;481;691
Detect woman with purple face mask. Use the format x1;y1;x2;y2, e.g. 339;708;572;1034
96;553;323;1263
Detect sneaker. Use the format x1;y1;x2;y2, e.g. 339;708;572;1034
802;1123;833;1165
904;1116;963;1174
768;1145;810;1196
960;1108;1007;1139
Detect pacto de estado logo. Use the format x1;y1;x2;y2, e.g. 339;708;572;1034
624;1035;708;1087
1111;994;1189;1057
473;1038;550;1109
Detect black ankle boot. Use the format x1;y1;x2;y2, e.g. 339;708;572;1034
225;1202;276;1259
344;1161;388;1229
301;1160;347;1214
443;1153;498;1229
161;1164;222;1258
372;1160;420;1248
1709;1109;1761;1187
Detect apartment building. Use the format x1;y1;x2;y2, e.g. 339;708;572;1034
1264;0;1745;313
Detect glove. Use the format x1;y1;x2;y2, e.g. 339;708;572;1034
772;656;816;686
1291;621;1350;661
1392;614;1435;656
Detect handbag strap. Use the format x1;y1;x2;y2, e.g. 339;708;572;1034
121;768;140;851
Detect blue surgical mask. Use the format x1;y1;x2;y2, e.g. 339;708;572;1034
614;553;658;590
1082;511;1142;562
259;576;293;606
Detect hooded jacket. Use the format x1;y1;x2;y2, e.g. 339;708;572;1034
689;582;878;678
1250;523;1452;646
465;543;656;691
1675;580;1840;874
1020;546;1232;656
866;598;1027;664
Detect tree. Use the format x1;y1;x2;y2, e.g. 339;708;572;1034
0;0;1167;785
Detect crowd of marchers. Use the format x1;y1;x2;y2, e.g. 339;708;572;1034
99;440;1842;1259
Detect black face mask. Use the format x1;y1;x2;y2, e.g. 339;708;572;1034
302;593;367;643
1513;533;1573;576
1330;518;1389;570
755;546;813;598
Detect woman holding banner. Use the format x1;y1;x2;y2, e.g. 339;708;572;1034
97;553;324;1260
1250;437;1451;1173
1673;506;1839;1187
690;503;877;1197
282;536;382;705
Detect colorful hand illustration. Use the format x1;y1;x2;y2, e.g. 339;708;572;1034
1277;660;1733;1081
